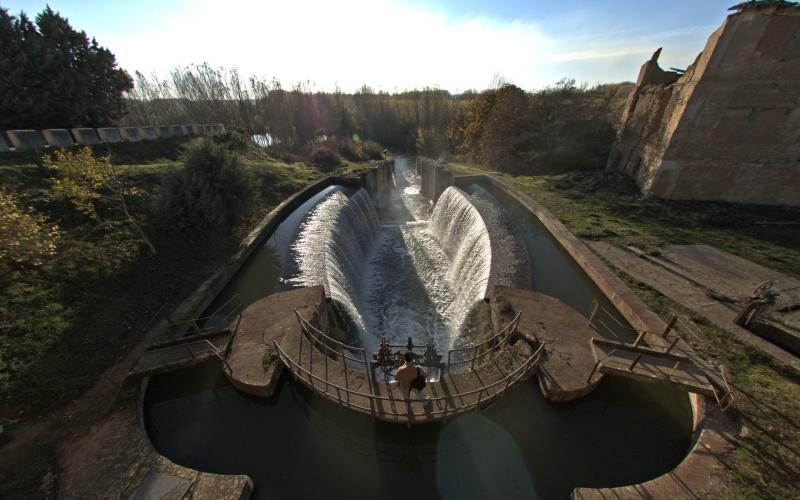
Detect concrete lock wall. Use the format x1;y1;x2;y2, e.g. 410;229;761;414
42;129;75;148
6;130;47;150
96;128;123;143
0;134;9;152
119;127;142;142
417;161;455;203
608;4;800;206
71;128;100;145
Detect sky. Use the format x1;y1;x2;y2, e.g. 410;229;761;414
1;0;740;92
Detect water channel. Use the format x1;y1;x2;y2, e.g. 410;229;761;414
145;157;694;499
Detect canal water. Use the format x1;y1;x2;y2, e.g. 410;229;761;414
149;157;694;499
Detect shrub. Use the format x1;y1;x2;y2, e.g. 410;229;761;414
0;187;59;269
337;138;363;162
211;130;251;152
310;145;341;171
262;344;278;369
362;140;385;160
152;139;257;231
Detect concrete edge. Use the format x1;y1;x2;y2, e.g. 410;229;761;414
572;394;737;499
456;175;737;499
131;173;366;496
136;374;255;499
456;174;667;334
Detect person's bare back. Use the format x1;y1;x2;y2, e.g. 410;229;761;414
395;362;418;394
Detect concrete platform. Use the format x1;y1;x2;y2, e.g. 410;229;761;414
490;286;602;401
224;286;327;397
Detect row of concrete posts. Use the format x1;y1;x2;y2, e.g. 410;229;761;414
0;124;225;152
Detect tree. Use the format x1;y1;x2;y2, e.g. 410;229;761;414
0;7;133;129
43;148;156;255
151;140;257;231
0;187;59;269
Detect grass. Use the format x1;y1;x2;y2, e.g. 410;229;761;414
445;162;800;276
0;138;327;423
443;159;800;499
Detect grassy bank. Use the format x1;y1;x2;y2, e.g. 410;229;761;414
443;160;800;499
0;138;324;423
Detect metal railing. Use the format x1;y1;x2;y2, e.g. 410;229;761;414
280;310;544;422
275;339;544;422
447;312;522;371
588;300;734;410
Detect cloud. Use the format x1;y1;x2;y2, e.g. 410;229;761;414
111;0;711;92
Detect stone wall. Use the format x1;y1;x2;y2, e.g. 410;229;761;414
608;4;800;206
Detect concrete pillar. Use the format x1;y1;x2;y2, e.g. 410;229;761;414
70;128;100;145
434;168;455;203
42;129;75;148
0;134;8;152
6;130;47;150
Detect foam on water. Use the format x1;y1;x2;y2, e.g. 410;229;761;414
290;159;528;356
290;189;380;334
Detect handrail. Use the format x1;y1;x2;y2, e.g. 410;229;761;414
447;312;521;371
275;339;544;420
294;310;369;367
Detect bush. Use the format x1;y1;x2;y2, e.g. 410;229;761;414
151;140;257;230
0;187;59;269
211;130;251;152
362;140;385;160
337;138;363;162
310;145;341;171
262;344;278;369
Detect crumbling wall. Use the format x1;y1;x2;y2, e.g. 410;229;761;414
608;4;800;206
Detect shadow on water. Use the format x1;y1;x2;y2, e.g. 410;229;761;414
146;363;692;500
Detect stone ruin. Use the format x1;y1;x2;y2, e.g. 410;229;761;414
608;2;800;206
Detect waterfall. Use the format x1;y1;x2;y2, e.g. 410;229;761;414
429;187;493;334
290;189;379;335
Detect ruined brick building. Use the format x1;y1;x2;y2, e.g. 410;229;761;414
608;1;800;206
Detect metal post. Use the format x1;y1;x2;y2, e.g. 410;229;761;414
665;335;680;355
661;315;678;338
629;354;642;372
587;300;600;327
